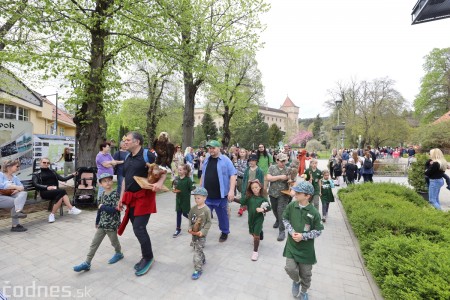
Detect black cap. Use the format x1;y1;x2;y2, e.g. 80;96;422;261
248;154;258;161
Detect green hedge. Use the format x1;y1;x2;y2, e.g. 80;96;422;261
338;183;450;299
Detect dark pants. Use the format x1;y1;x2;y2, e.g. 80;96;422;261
362;174;373;183
269;195;290;232
176;211;188;229
206;197;230;234
129;207;153;260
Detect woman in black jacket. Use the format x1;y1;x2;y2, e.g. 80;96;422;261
32;158;82;223
424;148;448;210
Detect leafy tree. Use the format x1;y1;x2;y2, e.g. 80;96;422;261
414;120;450;151
414;48;450;124
232;113;268;150
306;139;324;153
126;60;175;146
289;130;313;147
268;123;283;148
208;49;264;147
193;126;205;148
149;0;269;148
326;78;409;148
201;111;218;141
312;114;323;139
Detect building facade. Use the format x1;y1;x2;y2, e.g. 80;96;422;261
0;68;76;178
194;96;299;135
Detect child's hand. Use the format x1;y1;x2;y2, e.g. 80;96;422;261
197;231;203;237
292;232;303;242
256;207;264;213
95;224;99;229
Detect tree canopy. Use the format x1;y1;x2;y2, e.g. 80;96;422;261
414;48;450;124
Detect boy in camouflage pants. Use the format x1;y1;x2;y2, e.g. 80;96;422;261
73;173;124;272
188;187;212;280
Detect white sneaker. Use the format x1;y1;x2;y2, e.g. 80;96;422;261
48;213;55;223
68;207;82;215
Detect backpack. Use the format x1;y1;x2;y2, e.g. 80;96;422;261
333;163;342;175
123;148;152;164
363;158;372;170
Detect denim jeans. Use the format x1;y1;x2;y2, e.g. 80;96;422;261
428;178;443;210
116;174;123;196
129;207;153;260
206;197;230;234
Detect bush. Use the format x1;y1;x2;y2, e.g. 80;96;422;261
407;154;428;193
416;120;450;152
339;183;450;299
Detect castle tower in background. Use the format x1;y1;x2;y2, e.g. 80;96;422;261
280;95;299;138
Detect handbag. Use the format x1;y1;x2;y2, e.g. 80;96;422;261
0;189;15;196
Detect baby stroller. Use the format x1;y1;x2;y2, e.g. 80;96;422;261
72;167;98;206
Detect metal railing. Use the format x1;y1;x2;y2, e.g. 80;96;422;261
373;159;409;177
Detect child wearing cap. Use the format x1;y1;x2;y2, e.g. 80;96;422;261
73;173;123;272
188;187;212;280
239;154;264;216
240;179;271;261
303;158;322;212
283;181;324;300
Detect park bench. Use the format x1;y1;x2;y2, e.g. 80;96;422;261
21;159;64;216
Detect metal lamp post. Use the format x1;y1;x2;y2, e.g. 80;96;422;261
335;99;343;149
44;92;58;135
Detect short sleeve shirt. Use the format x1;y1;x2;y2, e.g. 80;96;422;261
268;165;290;198
96;152;114;176
282;201;324;264
123;147;156;192
304;168;322;195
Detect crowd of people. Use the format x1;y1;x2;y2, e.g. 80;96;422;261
1;133;449;300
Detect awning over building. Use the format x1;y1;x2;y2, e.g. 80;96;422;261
412;0;450;25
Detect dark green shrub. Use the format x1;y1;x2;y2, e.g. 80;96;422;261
407;154;429;193
339;183;450;299
367;236;450;300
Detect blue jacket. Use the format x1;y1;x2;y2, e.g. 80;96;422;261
201;154;237;198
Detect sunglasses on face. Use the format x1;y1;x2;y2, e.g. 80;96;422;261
42;161;50;164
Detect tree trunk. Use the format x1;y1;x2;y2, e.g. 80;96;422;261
74;0;111;167
182;71;198;149
222;106;232;147
0;0;28;51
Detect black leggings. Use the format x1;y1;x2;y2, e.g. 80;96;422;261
176;211;188;229
129;207;153;260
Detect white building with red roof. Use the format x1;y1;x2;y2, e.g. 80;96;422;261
194;96;299;135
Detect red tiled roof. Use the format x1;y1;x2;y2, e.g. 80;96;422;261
281;96;297;108
433;110;450;124
41;97;76;127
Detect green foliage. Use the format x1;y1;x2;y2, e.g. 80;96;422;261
193;126;206;148
339;183;450;299
407;154;429;193
414;48;450;124
415;120;450;151
312;114;323;139
268;123;283;148
232;113;268;150
327;78;410;148
202;111;218;141
305;139;324;153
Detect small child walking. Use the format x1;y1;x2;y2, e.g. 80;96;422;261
173;164;195;238
73;173;123;272
188;187;212;280
304;158;322;212
284;181;324;300
320;170;335;222
240;179;271;261
239;154;264;216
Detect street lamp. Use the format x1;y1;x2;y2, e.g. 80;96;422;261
335;99;343;149
44;92;58;135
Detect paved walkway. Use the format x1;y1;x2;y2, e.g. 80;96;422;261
3;158;447;299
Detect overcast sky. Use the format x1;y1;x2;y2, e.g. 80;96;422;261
257;0;450;119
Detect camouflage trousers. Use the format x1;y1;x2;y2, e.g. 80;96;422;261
192;236;206;271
